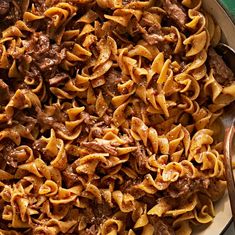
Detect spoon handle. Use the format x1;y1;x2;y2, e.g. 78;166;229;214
224;121;235;228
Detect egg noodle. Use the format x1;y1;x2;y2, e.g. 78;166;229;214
0;0;235;234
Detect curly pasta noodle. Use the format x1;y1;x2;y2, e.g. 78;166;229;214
0;0;234;234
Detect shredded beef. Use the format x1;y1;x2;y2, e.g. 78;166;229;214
23;64;42;83
167;177;210;198
80;112;97;125
0;0;9;15
23;33;66;80
0;1;20;33
0;79;10;104
0;140;16;168
49;73;69;86
207;179;226;201
14;112;37;132
36;107;68;134
93;202;113;220
119;179;145;199
63;165;78;188
81;139;118;155
90;126;104;138
123;0;133;4
149;216;175;235
143;33;165;45
140;17;161;30
208;47;234;86
37;45;66;72
131;145;148;173
163;0;187;28
33;33;50;57
32;138;46;153
103;68;122;96
80;225;97;235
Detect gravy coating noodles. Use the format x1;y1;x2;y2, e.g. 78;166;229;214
0;0;235;234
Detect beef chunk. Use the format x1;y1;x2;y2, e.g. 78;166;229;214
36;107;68;134
149;216;175;235
131;145;148;173
93;202;113;220
34;34;50;57
103;69;121;96
143;33;165;45
0;140;16;169
122;0;137;5
81;139;118;155
208;47;235;86
80;225;97;235
207;179;226;201
63;165;78;187
80;111;97;125
167;177;210;198
90;126;104;138
49;73;69;86
0;0;9;15
163;0;187;28
0;79;10;104
14;112;37;132
23;33;66;79
32;138;47;153
119;179;145;199
37;44;66;72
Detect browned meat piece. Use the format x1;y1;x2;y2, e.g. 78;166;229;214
24;63;39;78
36;107;69;134
90;126;104;138
0;1;21;33
131;145;148;173
32;138;47;153
143;33;165;45
140;17;161;30
34;33;50;56
81;139;118;155
0;79;10;104
30;0;48;14
103;114;112;125
103;69;122;96
163;0;187;28
14;112;37;132
0;140;16;169
63;165;78;187
80;111;97;125
207;179;226;201
167;177;210;198
37;45;66;72
149;216;175;235
51;105;68;123
0;0;9;15
49;73;69;86
208;47;235;86
23;33;66;78
80;225;97;235
93;202;113;220
119;179;145;199
122;0;135;5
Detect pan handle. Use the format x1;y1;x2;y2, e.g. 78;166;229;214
224;121;235;227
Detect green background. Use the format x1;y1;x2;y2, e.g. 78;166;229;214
220;0;235;19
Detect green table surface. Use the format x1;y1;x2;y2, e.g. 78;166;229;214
220;0;235;19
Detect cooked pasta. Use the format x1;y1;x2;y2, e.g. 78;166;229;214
0;0;234;234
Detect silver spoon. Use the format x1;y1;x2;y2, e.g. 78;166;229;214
215;43;235;228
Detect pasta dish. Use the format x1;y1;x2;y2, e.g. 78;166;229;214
0;0;235;234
